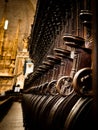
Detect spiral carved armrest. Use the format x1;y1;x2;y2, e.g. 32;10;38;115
56;76;74;96
47;80;58;95
72;67;93;97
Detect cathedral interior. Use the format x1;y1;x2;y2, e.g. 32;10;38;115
0;0;98;130
0;0;37;93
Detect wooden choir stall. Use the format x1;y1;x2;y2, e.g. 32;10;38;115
22;0;98;130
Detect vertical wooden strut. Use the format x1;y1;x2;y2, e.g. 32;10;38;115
70;1;80;78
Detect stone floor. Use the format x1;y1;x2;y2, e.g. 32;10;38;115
0;101;25;130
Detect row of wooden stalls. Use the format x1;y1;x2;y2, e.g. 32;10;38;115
22;0;98;130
